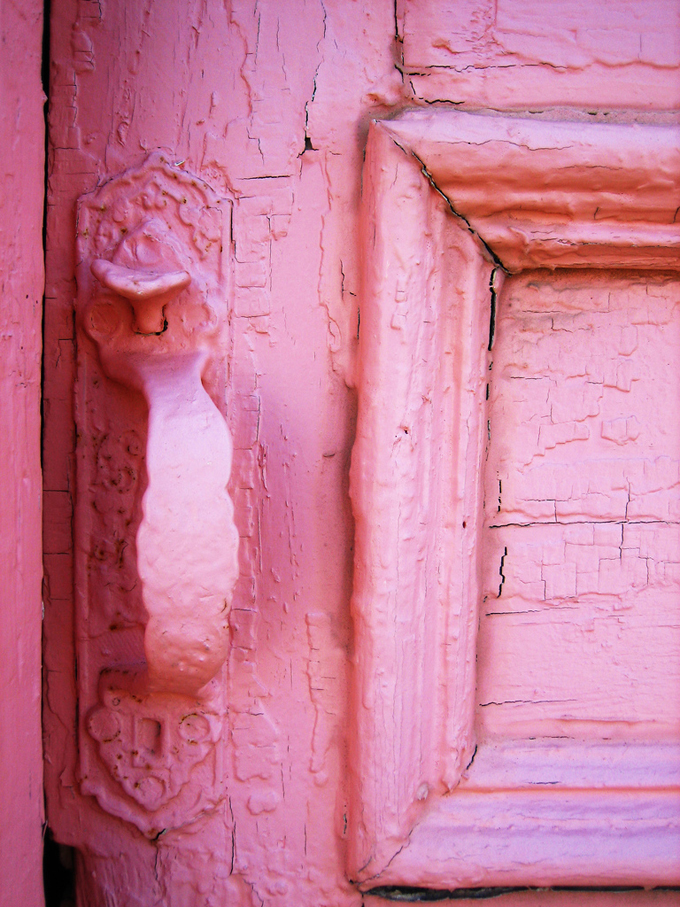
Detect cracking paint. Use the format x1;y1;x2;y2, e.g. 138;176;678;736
349;109;679;890
43;1;390;904
34;0;680;905
397;0;680;110
306;612;347;785
479;272;680;742
498;547;508;598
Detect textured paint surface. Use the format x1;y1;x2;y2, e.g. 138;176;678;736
481;272;680;739
40;1;679;905
382;110;680;271
349;111;680;889
43;2;394;904
397;0;680;109
349;124;493;880
0;2;45;906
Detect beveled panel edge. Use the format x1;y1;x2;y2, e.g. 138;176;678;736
382;110;680;272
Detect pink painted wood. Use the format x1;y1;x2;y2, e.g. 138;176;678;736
349;122;494;877
0;2;45;905
38;2;680;904
398;0;680;110
349;110;680;887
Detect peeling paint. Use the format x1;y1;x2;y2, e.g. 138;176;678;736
40;0;680;903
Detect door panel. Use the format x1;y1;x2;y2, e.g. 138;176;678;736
348;110;680;888
480;272;680;741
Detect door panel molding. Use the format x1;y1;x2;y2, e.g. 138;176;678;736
349;110;680;887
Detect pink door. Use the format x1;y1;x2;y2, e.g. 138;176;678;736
41;2;680;906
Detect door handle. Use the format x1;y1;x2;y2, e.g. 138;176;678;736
90;258;191;334
88;258;238;696
76;154;238;832
80;159;239;700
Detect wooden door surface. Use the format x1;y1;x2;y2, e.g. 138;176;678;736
40;2;680;906
349;108;680;890
0;3;45;906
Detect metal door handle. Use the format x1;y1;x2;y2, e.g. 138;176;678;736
89;258;238;697
90;258;190;334
79;156;239;701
